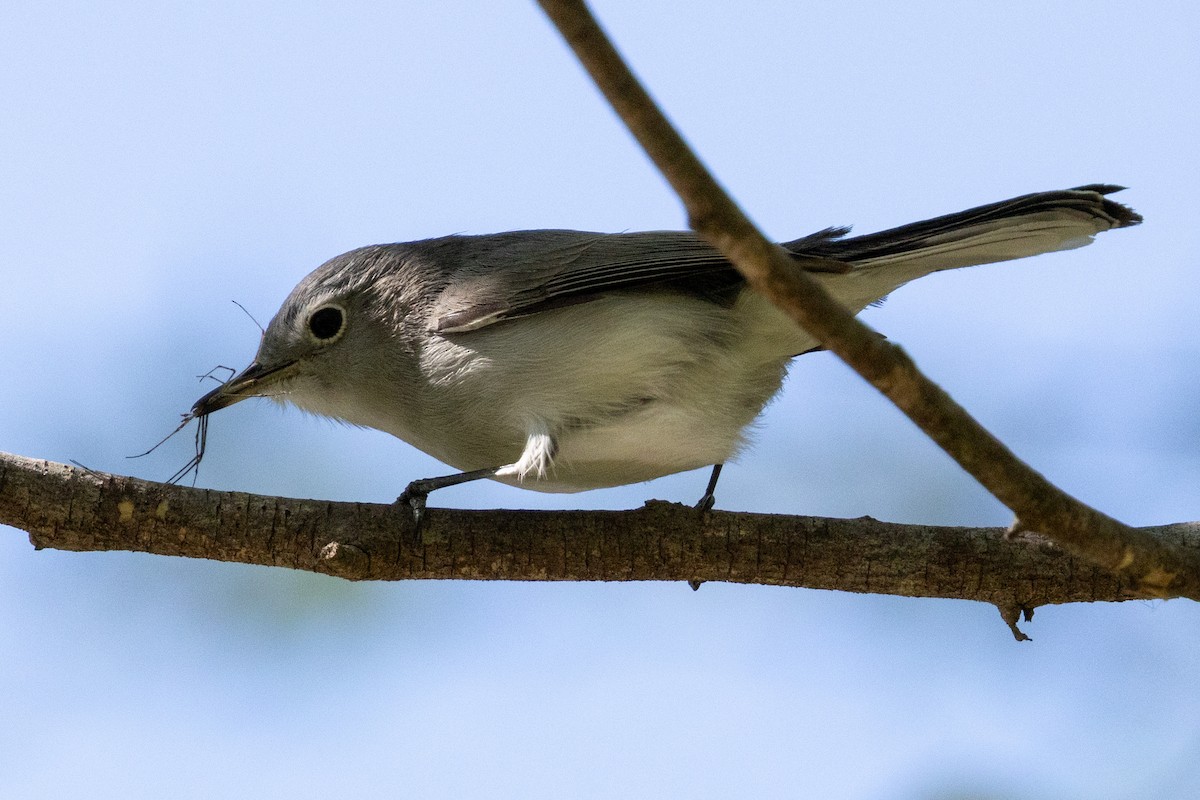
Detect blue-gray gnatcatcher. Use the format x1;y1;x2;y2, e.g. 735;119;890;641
191;185;1139;512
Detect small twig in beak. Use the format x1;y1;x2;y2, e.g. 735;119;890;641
128;410;210;486
162;413;209;486
197;365;236;385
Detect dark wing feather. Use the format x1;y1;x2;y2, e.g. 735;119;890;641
429;229;846;333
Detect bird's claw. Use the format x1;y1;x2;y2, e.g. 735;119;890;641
396;482;430;527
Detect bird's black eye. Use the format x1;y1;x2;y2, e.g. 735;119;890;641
308;305;345;342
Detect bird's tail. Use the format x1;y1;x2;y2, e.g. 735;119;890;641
786;185;1141;306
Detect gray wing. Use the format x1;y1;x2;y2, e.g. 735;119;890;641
427;229;848;334
426;184;1139;334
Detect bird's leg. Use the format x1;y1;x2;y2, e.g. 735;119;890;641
694;463;723;512
397;427;556;524
689;463;725;590
397;467;500;524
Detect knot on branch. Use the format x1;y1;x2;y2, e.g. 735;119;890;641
997;603;1035;642
319;541;369;578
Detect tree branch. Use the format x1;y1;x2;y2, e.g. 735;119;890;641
535;0;1200;600
6;451;1197;632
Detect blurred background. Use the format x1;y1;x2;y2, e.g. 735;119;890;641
2;1;1198;797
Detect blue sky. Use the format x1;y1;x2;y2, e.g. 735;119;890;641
3;2;1199;797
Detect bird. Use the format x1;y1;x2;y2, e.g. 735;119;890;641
190;184;1139;513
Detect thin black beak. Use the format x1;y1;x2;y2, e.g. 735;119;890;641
191;360;293;417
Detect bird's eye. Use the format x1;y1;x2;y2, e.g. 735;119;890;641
307;305;346;342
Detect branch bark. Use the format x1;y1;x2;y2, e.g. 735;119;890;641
535;0;1200;600
6;452;1197;639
